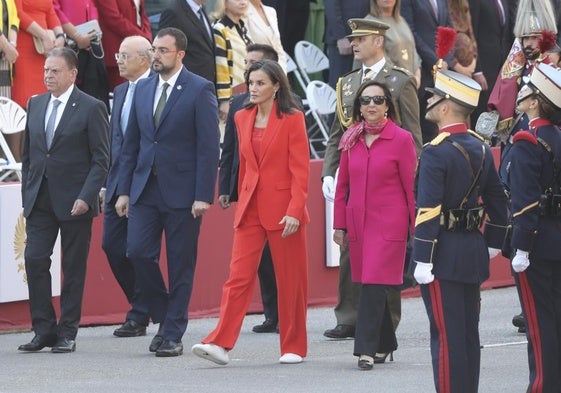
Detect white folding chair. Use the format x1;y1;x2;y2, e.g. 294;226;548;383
306;81;336;158
293;40;329;85
0;97;25;181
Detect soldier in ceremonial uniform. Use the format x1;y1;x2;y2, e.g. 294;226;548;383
502;63;561;393
321;17;421;342
413;70;508;393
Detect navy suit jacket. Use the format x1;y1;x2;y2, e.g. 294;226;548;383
401;0;453;89
105;72;154;202
118;67;220;208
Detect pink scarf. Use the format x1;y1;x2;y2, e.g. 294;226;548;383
338;119;388;151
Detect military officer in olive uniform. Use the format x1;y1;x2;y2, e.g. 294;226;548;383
413;70;508;393
322;17;422;341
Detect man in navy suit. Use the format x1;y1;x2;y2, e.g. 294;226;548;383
401;0;453;143
101;35;153;338
115;27;220;357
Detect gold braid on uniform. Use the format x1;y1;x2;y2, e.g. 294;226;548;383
415;205;442;226
468;130;485;142
429;132;450;146
512;201;539;218
336;77;354;129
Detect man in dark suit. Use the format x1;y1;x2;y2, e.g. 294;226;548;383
115;27;220;357
324;0;370;88
469;0;514;125
18;47;109;353
401;0;453;143
158;0;216;83
100;35;153;338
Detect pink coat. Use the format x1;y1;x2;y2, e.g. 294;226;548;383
334;119;416;284
53;0;98;25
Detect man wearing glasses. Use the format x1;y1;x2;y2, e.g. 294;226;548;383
101;35;153;339
115;27;220;357
321;18;421;342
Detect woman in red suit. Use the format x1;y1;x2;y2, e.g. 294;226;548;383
333;80;416;370
12;0;64;108
192;59;309;365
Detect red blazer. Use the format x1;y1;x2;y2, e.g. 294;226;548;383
94;0;152;68
234;103;310;231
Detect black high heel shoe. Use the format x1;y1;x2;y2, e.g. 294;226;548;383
373;352;394;364
358;355;374;370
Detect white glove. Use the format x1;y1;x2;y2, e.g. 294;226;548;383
322;176;335;202
414;262;435;284
512;250;530;273
488;248;501;259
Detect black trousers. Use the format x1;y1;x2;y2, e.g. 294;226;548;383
257;242;278;322
24;179;92;339
354;284;397;358
515;257;561;393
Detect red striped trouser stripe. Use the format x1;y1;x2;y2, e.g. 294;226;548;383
429;279;450;393
518;272;543;393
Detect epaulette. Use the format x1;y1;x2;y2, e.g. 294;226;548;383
468;130;485;142
391;65;412;76
430;132;451;146
340;68;361;79
513;130;538;145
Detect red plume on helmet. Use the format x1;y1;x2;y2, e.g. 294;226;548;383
538;30;557;53
433;27;457;79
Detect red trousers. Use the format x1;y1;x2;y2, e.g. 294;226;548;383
203;202;308;356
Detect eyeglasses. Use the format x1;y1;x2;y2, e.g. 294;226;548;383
359;95;387;105
114;53;141;62
150;47;181;56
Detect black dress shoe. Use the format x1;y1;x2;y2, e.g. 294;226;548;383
113;320;147;337
149;324;165;352
512;313;526;333
252;319;279;333
323;324;355;339
155;340;183;357
18;334;57;352
51;337;76;353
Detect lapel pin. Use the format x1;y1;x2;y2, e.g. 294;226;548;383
177;85;182;90
72;102;76;107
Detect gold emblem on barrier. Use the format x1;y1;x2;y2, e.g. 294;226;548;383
13;212;27;284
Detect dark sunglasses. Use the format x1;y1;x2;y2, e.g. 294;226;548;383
359;95;387;105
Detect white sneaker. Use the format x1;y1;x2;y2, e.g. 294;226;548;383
191;343;229;365
279;353;303;364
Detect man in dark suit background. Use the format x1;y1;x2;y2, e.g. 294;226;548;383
158;0;216;83
469;0;514;125
324;0;370;89
115;27;220;357
401;0;453;143
18;47;109;353
100;35;153;338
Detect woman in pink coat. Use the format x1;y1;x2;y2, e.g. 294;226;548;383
333;80;416;370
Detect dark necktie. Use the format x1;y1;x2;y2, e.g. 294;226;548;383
45;99;61;149
363;68;375;82
120;83;135;134
198;8;211;39
154;82;169;126
430;0;439;21
496;0;505;26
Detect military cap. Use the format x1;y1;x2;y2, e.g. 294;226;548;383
527;62;561;109
426;70;482;109
346;18;390;38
